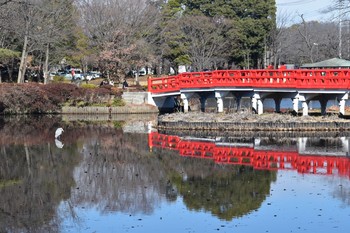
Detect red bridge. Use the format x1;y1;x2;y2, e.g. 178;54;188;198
148;132;350;178
147;69;350;115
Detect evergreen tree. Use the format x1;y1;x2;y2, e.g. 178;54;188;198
158;0;191;73
177;0;276;68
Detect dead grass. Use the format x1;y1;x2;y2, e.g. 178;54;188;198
159;111;346;123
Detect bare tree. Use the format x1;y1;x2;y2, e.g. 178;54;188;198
0;0;76;83
296;14;318;63
277;19;340;66
269;10;292;68
181;15;228;71
77;0;160;82
37;0;76;84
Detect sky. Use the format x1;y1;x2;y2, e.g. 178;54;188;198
276;0;336;23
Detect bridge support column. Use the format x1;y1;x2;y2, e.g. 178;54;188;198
252;96;257;113
292;97;299;114
215;92;224;113
302;101;309;116
146;92;156;106
298;94;308;116
200;96;207;112
254;138;261;146
339;93;348;116
180;93;189;113
320;99;328;116
236;96;242;111
257;99;263;115
274;97;282;113
339;99;346;115
298;137;308;153
252;93;263;115
340;137;350;155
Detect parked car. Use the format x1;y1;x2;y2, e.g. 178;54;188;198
64;73;73;80
91;71;101;78
71;69;83;80
84;72;97;81
49;72;57;79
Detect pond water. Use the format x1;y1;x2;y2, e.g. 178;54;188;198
0;115;349;233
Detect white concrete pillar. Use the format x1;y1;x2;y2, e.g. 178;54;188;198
252;93;262;114
297;94;308;116
180;93;189;113
340;137;349;154
215;92;224;113
146;92;156;106
338;93;348;116
257;99;263;115
298;137;308;153
339;99;346;115
217;97;223;113
252;96;258;113
292;97;299;113
254;138;261;146
302;101;309;116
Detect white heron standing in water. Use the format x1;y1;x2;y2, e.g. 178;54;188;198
55;127;64;139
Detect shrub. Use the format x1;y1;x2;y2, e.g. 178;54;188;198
0;83;122;114
111;98;126;107
81;83;97;89
52;76;66;83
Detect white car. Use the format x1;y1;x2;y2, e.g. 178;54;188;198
72;69;83;80
91;71;101;78
84;71;101;81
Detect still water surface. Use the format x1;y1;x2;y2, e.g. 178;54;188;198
0;115;349;233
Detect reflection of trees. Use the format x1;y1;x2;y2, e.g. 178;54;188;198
70;131;170;215
0;115;278;230
0;143;79;233
155;149;277;221
0;115;88;232
181;168;275;221
0;115;62;146
330;179;350;207
73;130;276;221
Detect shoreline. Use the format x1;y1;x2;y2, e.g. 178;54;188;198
158;112;350;132
61;104;159;114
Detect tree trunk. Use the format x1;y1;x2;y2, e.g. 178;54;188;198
43;43;50;84
135;66;139;85
18;34;29;83
24;143;32;176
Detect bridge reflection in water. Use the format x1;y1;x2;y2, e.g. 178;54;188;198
149;132;350;178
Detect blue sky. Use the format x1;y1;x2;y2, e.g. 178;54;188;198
276;0;336;23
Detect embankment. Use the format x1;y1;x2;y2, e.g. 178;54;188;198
158;112;350;132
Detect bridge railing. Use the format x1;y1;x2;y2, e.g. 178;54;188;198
147;75;180;93
148;69;350;93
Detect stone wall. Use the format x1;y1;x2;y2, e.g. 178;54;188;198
62;105;158;114
122;92;148;105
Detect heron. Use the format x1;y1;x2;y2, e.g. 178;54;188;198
55;127;64;139
55;139;64;149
